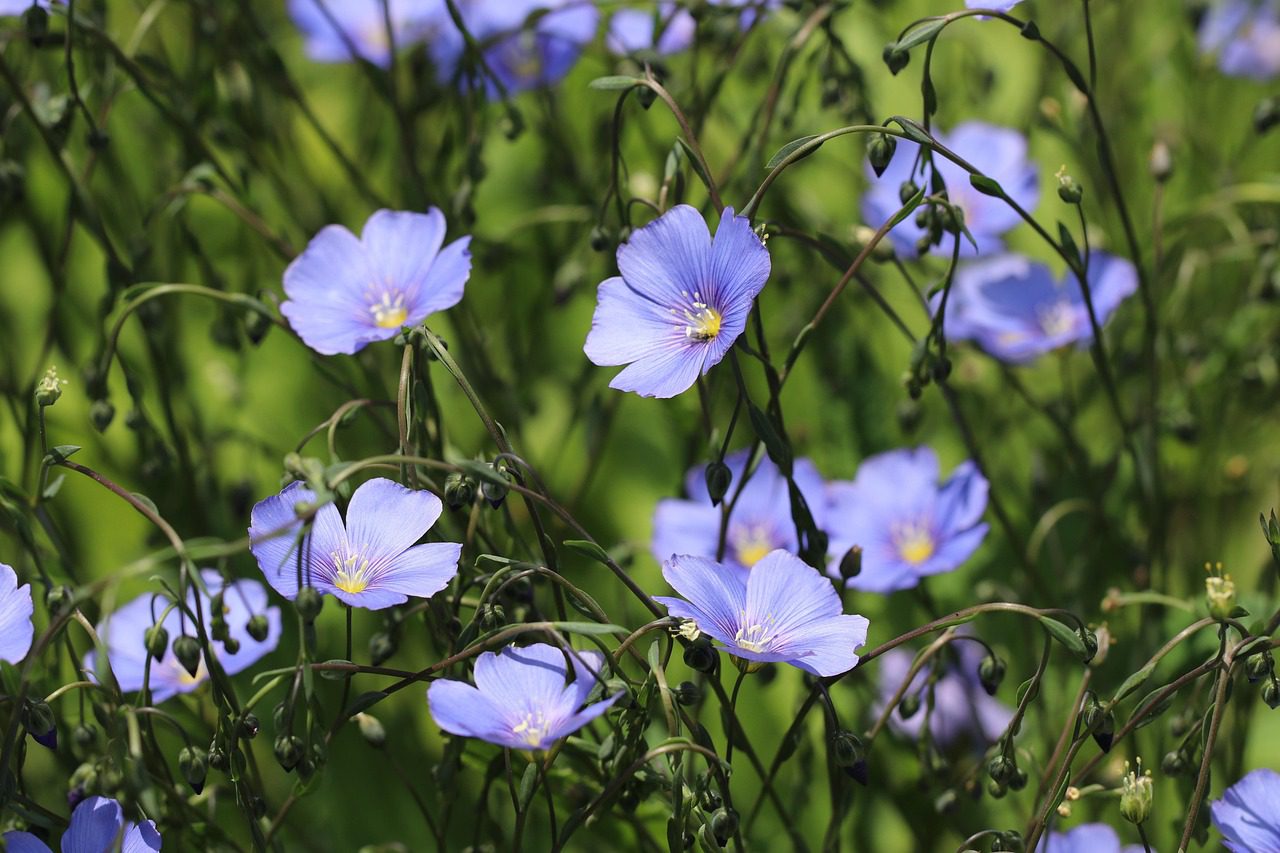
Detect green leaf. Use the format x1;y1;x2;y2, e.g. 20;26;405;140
674;137;714;196
318;659;354;681
765;135;822;170
895;19;946;51
968;173;1003;198
518;763;538;810
886;185;926;229
589;75;643;91
562;539;612;566
747;403;793;472
44;445;81;465
1037;615;1088;659
548;621;628;637
1110;660;1157;705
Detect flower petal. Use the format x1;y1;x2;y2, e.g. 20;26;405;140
413;235;472;318
248;481;346;600
608;340;708;398
553;692;623;743
1212;768;1280;853
584;277;685;367
427;680;517;746
2;831;52;853
280;224;381;355
473;644;577;714
62;796;124;853
774;614;869;677
660;555;748;643
123;821;163;853
616;204;711;306
363;542;461;607
934;461;989;534
344;478;442;564
651;500;722;565
0;562;33;664
916;522;989;578
745;550;842;637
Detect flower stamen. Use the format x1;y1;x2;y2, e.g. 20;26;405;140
369;291;409;329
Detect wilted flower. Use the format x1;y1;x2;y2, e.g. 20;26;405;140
875;641;1013;747
281;208;471;356
427;643;620;750
249;478;462;610
3;795;161;853
1198;0;1280;80
0;562;34;664
607;4;696;55
288;0;440;66
1211;768;1280;852
429;0;599;97
85;570;281;704
826;448;989;594
656;550;869;677
652;450;825;572
936;253;1138;364
584;204;771;398
862;121;1039;258
1035;823;1149;853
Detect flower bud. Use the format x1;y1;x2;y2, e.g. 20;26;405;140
1263;678;1280;710
978;654;1006;696
899;180;920;205
1149;141;1173;184
23;699;57;748
830;730;865;768
443;473;476;511
704;461;733;507
682;636;717;674
987;754;1016;785
45;585;71;612
868;133;898;178
673;681;700;706
144;625;169;662
243;308;272;345
178;746;208;794
479;603;505;630
1161;749;1188;776
90;399;115;432
1009;768;1028;792
23;4;49;43
239;712;260;740
295;586;324;622
882;44;910;75
355;712;386;748
1204;565;1236;621
172;635;202;678
1245;650;1273;683
710;808;739;845
221;636;240;655
369;631;397;666
987;778;1008;799
1254;96;1280;135
274;735;305;771
1261;509;1280;566
482;464;512;509
1055;166;1083;204
1119;758;1153;824
838;546;863;581
897;692;921;720
589;225;610;253
992;831;1023;852
246;614;270;643
208;745;229;771
35;366;66;407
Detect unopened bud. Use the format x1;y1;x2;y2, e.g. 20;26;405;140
35;366;66;407
1055;166;1083;204
991;831;1023;852
23;4;49;43
1254;96;1280;135
482;464;511;509
868;133;898;177
221;635;240;655
1263;678;1280;710
479;603;505;630
172;635;202;678
882;44;910;75
1245;651;1273;683
355;712;386;748
1162;749;1188;776
246;614;270;643
978;654;1006;696
1204;564;1236;621
682;637;717;674
239;712;260;740
1149;141;1173;183
274;734;305;771
443;473;476;511
704;461;732;507
830;730;865;768
898;692;921;720
987;755;1016;785
45;585;71;612
673;681;700;706
899;180;920;205
295;586;324;622
90;400;115;432
369;631;397;666
178;746;208;794
23;699;56;748
710;807;739;845
144;625;169;662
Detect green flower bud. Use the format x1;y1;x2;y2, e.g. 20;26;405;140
987;755;1016;785
482;463;512;509
239;713;260;740
830;731;865;768
144;625;169;662
899;180;920;205
1162;749;1188;776
443;473;476;511
369;631;397;666
23;699;56;743
244;307;272;346
355;713;386;748
704;461;733;507
35;366;66;407
1262;678;1280;710
273;734;305;771
23;4;49;43
172;635;202;678
208;746;229;772
898;692;921;720
1056;167;1083;204
838;545;863;581
295;586;324;622
479;603;505;630
45;585;71;612
710;808;739;845
673;681;700;706
992;831;1023;852
178;746;208;794
73;724;96;750
90;400;116;432
868;133;898;177
246;614;270;643
221;635;240;655
882;44;910;75
682;637;717;675
1245;650;1273;683
978;654;1006;696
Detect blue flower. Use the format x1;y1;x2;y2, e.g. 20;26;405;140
85;570;281;704
965;0;1023;11
937;253;1137;364
281;208;471;356
875;640;1012;747
607;4;696;55
0;562;34;664
1198;1;1280;80
584;205;771;398
287;0;441;67
862;121;1039;258
1211;768;1280;852
826;447;988;594
429;0;599;97
652;450;826;571
3;795;161;853
1036;823;1150;853
249;478;462;611
427;643;620;750
657;550;870;676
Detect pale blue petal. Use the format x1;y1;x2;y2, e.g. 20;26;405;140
122;821;162;853
934;461;989;534
280;224;383;355
0;562;34;664
616;205;712;307
357;542;460;608
361;208;446;308
584;277;686;367
1037;823;1123;853
651;499;722;565
1212;768;1280;852
248;481;346;600
473;644;575;712
915;523;988;578
62;796;124;853
427;680;516;745
661;555;748;642
553;692;623;743
774;614;869;677
344;478;442;564
607;340;708;398
745;550;842;636
412;236;472;318
3;831;53;853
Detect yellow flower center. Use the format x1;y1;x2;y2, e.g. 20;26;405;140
370;292;409;329
732;526;774;568
733;612;775;654
893;521;936;565
1037;300;1076;338
333;548;373;594
672;290;723;342
512;710;549;748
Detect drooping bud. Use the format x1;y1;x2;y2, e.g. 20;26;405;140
838;546;863;581
355;712;386;748
45;585;71;613
239;712;261;740
482;463;512;509
369;631;397;666
1245;650;1273;683
987;754;1016;785
991;830;1023;852
682;636;717;675
35;366;66;407
144;625;169;662
882;43;910;75
443;473;476;511
704;461;732;507
868;133;898;178
978;654;1006;696
1055;166;1083;204
1119;758;1154;824
899;180;920;205
1263;678;1280;710
478;603;505;630
710;807;739;845
178;746;208;794
897;692;921;720
23;699;57;749
673;681;700;706
172;635;202;678
23;4;49;43
221;636;241;655
90;400;116;432
830;730;865;768
1161;749;1188;776
1254;96;1280;135
273;734;305;771
295;586;324;622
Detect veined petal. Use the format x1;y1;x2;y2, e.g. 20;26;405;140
934;461;989;533
427;680;517;746
473;644;577;712
362;542;461;606
412;236;472;319
661;555;747;641
1035;823;1123;853
2;831;52;853
0;562;33;664
584;277;686;367
774;614;869;677
62;796;124;853
1212;768;1280;853
651;500;722;565
281;224;379;355
707;207;771;318
916;522;989;578
248;481;346;600
361;209;447;295
607;339;708;398
123;820;162;853
344;478;443;563
745;550;842;633
616;205;711;306
553;692;623;744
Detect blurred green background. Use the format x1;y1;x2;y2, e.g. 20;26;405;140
1;0;1278;849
